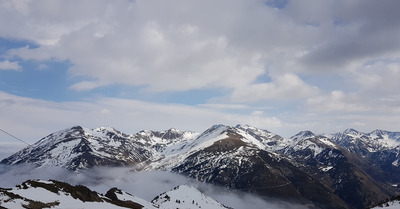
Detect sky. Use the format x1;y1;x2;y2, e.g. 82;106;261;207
1;0;400;149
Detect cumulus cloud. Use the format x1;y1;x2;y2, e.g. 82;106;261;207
0;60;21;70
306;90;370;112
230;73;319;102
1;0;400;136
353;59;400;96
3;0;399;93
4;0;266;93
288;0;400;71
0;91;282;143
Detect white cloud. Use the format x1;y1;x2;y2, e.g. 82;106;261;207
0;60;21;71
230;73;319;102
4;0;266;93
307;90;370;112
198;103;248;110
3;0;398;95
69;80;107;91
353;59;400;95
37;64;48;70
1;0;400;136
0;91;282;143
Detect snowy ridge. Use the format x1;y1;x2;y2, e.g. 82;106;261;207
0;179;154;209
0;179;227;209
1;126;154;169
284;131;338;158
152;185;228;209
145;124;289;171
135;128;199;154
330;129;400;169
331;129;400;152
235;124;289;151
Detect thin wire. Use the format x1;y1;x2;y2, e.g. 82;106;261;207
0;128;31;146
0;128;114;190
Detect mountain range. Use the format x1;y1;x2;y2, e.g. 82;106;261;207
0;179;228;209
2;124;400;209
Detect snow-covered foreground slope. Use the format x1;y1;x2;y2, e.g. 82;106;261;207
0;179;155;209
0;179;229;209
152;185;228;209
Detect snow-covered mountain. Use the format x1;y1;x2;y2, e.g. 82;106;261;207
331;129;400;154
151;185;229;209
2;124;400;209
0;179;225;209
0;179;155;209
330;129;400;183
1;126;153;170
0;126;197;170
283;130;392;209
170;125;349;209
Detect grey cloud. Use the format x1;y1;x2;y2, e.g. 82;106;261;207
296;0;400;71
1;0;400;134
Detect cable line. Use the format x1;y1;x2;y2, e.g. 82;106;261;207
0;128;31;146
0;128;115;190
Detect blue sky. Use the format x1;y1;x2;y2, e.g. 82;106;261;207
1;0;400;148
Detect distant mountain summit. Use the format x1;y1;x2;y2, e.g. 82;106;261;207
1;126;154;170
330;129;400;184
2;124;400;209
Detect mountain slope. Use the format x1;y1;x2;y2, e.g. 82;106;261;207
1;126;153;170
330;129;400;183
172;125;349;209
0;179;227;209
0;179;154;209
283;131;390;209
151;185;229;209
1;126;197;170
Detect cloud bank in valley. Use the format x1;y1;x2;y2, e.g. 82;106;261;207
0;165;309;209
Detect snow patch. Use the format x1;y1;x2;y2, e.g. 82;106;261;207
393;160;399;167
319;138;337;148
320;166;334;172
152;185;227;209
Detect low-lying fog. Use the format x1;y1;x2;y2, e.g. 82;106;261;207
0;165;310;209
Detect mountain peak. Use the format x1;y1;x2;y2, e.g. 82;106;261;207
151;185;228;209
343;128;360;135
167;127;179;132
235;124;253;129
370;129;388;136
198;124;228;137
71;125;84;130
93;126;118;132
291;130;315;140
